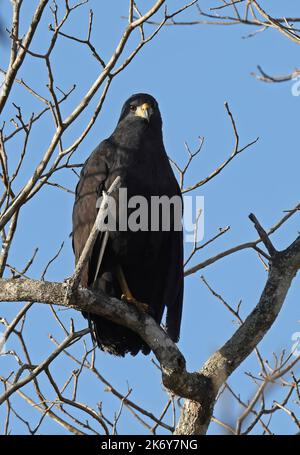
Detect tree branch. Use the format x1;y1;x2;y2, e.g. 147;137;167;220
1;225;300;434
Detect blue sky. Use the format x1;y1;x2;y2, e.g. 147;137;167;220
0;0;300;434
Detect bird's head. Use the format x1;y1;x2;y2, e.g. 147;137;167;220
118;93;162;130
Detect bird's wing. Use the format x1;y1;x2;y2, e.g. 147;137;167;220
72;141;109;287
163;182;184;342
164;228;184;342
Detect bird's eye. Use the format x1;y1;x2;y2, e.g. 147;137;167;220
129;105;137;112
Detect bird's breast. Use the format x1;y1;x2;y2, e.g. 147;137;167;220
112;143;173;197
106;143;177;264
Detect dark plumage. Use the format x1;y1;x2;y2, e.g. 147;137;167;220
72;93;183;356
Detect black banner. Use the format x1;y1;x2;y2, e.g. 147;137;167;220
0;435;298;453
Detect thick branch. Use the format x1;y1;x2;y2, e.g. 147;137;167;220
175;233;300;434
0;277;212;407
1;227;300;434
1;230;300;435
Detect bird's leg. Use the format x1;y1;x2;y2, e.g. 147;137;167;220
116;266;149;313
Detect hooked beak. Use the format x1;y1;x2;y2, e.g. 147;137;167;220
135;102;153;122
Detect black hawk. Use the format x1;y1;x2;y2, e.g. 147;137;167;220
72;93;183;356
